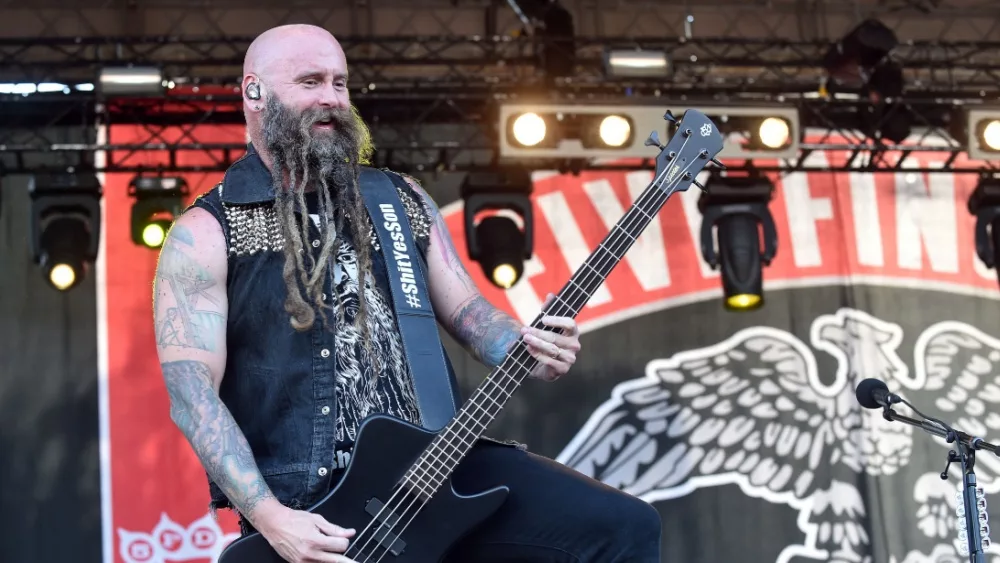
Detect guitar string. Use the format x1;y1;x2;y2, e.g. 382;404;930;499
348;135;708;563
402;137;705;492
348;138;703;563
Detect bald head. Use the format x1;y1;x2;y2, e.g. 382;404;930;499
241;24;352;166
244;24;344;82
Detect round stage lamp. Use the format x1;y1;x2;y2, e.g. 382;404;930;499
599;115;631;147
491;263;520;289
758;117;790;149
726;293;762;310
983;120;1000;151
141;219;171;248
512;113;547;147
39;215;91;291
474;216;526;289
49;263;79;291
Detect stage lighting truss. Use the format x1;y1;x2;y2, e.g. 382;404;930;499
498;104;800;161
29;173;102;291
698;174;778;311
461;170;534;290
129;175;188;249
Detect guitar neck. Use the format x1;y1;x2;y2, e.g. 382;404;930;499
402;173;675;498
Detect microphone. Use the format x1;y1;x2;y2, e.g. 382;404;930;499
855;377;900;409
853;376;998;563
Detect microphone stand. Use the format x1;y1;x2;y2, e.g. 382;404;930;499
879;399;997;563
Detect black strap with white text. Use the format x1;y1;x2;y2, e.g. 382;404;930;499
357;167;458;431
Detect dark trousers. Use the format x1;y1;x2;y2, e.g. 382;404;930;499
441;441;663;563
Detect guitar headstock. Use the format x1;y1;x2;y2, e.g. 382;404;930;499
956;485;991;556
644;109;725;198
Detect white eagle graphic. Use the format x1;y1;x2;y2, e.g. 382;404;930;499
557;309;1000;563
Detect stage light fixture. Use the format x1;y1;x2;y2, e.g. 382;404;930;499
755;117;791;149
511;112;549;147
98;65;165;96
604;49;671;78
499;104;799;160
698;174;778;311
598;115;631;147
968;174;1000;287
29;173;102;292
966;109;1000;160
462;170;534;290
130;176;188;249
823;19;898;90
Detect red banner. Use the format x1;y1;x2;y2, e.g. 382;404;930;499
98;125;998;563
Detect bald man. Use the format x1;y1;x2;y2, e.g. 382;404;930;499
153;24;661;563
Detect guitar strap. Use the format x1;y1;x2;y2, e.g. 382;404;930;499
357;167;459;431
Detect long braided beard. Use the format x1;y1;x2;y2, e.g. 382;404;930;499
261;95;376;354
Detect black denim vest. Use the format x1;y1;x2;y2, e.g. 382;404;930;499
189;144;466;513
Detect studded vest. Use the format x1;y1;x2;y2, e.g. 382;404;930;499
188;143;465;514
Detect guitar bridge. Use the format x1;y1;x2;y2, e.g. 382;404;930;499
363;498;407;556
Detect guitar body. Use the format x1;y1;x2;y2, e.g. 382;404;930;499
217;414;509;563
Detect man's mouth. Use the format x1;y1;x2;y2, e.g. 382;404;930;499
313;117;334;129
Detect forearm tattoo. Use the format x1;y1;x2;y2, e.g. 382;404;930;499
162;360;275;519
451;295;522;367
405;177;523;366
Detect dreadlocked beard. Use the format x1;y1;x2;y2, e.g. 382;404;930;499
261;95;377;356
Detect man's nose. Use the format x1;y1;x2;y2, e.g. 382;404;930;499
318;84;348;108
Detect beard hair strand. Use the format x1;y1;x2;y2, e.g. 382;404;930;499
261;93;379;372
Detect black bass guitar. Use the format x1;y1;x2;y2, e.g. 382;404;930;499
217;108;725;563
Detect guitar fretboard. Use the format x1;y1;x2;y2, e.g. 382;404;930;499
401;152;697;500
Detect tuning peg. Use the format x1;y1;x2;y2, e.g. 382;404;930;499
663;110;677;123
693;179;706;192
710;158;726;169
644;130;664;149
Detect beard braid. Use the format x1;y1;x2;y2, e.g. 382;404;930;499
261;94;379;368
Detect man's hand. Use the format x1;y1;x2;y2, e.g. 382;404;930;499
257;503;358;563
520;292;581;381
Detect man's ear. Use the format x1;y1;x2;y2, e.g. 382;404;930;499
243;76;263;110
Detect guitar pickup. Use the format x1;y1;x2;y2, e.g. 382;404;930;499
364;498;407;555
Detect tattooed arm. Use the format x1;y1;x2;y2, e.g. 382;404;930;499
401;178;521;366
403;176;582;380
153;208;281;527
155;207;356;563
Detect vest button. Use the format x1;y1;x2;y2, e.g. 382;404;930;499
321;348;330;358
312;239;320;248
321;406;330;415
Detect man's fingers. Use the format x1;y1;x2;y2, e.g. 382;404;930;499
541;292;556;308
522;326;580;352
313;515;355;538
525;342;568;372
314;535;351;554
540;315;576;332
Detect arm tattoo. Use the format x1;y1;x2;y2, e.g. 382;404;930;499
154;224;225;352
162;360;275;519
403;175;522;366
404;176;479;294
451;295;522;367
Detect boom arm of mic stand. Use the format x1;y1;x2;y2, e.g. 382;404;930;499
880;405;1000;456
881;404;993;563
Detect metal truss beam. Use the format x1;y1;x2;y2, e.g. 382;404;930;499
0;142;988;175
4;35;1000;96
0;93;991;175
